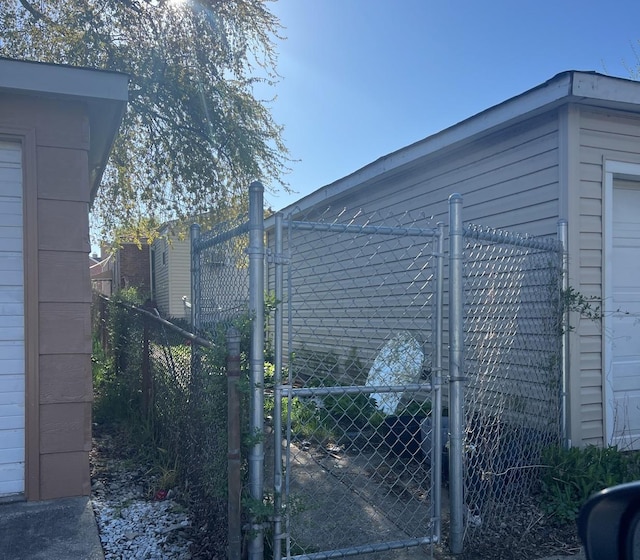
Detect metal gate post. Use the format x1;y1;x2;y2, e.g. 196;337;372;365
431;222;445;544
190;223;202;379
248;181;266;560
448;194;465;554
190;223;201;330
558;219;570;448
273;213;284;559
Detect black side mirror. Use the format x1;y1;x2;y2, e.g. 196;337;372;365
578;481;640;559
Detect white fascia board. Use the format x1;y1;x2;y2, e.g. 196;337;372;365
0;58;128;102
0;59;129;201
571;73;640;107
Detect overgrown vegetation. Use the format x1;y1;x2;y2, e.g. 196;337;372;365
539;445;640;523
91;290;248;557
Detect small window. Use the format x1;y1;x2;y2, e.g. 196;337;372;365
162;251;167;266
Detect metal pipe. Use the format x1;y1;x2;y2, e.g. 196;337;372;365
289;383;433;398
248;181;266;560
448;194;465;554
558;219;570;448
285;219;438;238
227;327;242;560
431;222;445;544
98;294;216;349
287;536;436;560
273;212;284;560
190;223;201;330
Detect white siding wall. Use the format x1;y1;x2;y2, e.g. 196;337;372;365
576;108;640;444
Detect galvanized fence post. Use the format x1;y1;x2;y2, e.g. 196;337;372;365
227;327;242;560
273;212;284;560
190;223;201;331
431;221;445;544
190;223;202;382
448;194;465;554
558;219;570;448
248;181;265;560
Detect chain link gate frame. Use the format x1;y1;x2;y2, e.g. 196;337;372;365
189;185;566;559
269;210;445;559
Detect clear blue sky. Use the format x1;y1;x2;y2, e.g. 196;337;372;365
261;0;640;211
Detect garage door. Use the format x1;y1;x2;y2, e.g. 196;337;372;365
610;179;640;449
0;141;24;497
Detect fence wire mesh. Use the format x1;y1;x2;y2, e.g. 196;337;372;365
91;294;232;559
192;213;251;330
270;207;443;558
460;223;564;545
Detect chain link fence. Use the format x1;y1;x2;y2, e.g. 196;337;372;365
91;292;236;559
459;222;564;546
269;206;444;559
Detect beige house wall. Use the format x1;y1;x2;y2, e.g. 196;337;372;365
0;93;94;500
569;107;640;446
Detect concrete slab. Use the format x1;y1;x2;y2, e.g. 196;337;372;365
0;496;104;560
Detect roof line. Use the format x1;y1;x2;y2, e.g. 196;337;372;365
277;70;638;216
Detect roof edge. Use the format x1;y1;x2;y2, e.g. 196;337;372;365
277;70;638;216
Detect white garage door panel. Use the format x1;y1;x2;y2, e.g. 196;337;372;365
0;237;23;253
0;413;23;430
0;360;24;376
0;446;23;465
0;304;23;316
611;182;640;448
0;464;24;495
0;375;23;391
0;141;24;497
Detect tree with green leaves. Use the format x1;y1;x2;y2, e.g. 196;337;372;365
0;0;288;243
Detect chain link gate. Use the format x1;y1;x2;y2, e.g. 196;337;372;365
268;208;445;559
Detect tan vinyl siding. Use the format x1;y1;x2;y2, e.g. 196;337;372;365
275;113;562;382
167;237;191;319
332;113;560;235
575;107;640;445
151;233;191;319
152;237;170;316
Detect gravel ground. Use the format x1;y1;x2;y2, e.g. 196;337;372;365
90;425;583;560
90;428;197;559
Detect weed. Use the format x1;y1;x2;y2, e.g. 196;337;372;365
540;444;640;523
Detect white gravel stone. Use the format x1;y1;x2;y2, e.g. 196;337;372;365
91;440;194;559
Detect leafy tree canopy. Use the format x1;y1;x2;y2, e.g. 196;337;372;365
0;0;289;243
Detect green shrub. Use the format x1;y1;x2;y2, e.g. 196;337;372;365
540;445;640;523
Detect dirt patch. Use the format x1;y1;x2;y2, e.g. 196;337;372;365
271;435;582;560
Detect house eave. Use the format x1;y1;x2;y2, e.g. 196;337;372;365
274;70;640;220
0;57;129;202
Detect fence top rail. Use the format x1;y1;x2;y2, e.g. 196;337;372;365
285;219;440;238
463;223;563;252
98;295;217;349
192;221;250;253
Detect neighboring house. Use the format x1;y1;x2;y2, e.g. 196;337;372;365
89;253;114;296
90;241;151;298
0;58;128;500
272;70;640;450
150;223;191;320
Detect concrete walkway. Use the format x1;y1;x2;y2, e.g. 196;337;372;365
0;497;104;560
